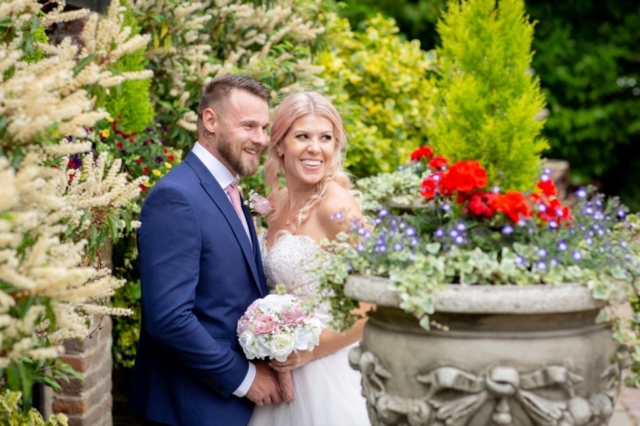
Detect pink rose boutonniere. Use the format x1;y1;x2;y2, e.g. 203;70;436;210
247;190;274;216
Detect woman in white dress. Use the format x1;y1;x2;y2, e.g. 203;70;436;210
249;91;372;426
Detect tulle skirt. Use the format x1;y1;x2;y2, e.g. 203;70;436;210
248;343;370;426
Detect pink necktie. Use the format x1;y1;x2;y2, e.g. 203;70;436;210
225;182;251;243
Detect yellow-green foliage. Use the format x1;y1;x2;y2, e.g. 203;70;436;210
104;0;154;133
430;0;547;191
0;391;67;426
318;14;435;177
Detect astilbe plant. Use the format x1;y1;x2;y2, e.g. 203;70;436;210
134;0;327;150
1;0;152;418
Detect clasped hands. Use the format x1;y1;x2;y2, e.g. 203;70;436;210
246;350;314;406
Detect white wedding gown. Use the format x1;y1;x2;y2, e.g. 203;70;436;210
248;233;370;426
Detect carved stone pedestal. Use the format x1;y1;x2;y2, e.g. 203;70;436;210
346;276;626;426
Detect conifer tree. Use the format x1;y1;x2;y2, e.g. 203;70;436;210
429;0;547;191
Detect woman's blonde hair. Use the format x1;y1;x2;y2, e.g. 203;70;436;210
264;91;351;230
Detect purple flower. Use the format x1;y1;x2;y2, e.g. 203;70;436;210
617;209;626;219
432;174;441;182
155;156;164;164
434;228;445;238
330;212;344;221
536;261;547;271
575;187;587;199
145;126;153;132
585;238;593;245
491;185;500;193
515;255;526;266
356;243;365;253
502;225;514;235
393;242;404;251
557;240;568;251
378;208;389;218
449;229;459;238
540;174;550;182
538;203;547;213
404;227;416;237
572;250;582;261
548;220;558;229
409;237;419;247
456;221;466;232
549;258;559;267
517;219;527;227
441;203;451;212
537;248;547;258
454;236;465;245
162;124;169;133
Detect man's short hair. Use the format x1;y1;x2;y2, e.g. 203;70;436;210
197;74;271;126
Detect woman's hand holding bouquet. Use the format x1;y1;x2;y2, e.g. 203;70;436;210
237;293;323;402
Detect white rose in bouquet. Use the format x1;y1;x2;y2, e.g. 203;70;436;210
258;293;297;314
293;327;314;351
270;333;296;362
239;331;256;359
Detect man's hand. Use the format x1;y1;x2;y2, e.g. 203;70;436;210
246;362;282;407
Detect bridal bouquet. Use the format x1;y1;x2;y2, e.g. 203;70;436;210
237;294;323;402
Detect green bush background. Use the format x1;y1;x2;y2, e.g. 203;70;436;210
340;0;640;208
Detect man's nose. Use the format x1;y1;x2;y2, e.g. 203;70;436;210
253;127;268;146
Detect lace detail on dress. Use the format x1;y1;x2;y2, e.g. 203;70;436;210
260;232;331;324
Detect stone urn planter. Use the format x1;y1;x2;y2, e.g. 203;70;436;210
346;275;627;426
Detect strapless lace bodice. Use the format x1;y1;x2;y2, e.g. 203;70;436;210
260;233;330;322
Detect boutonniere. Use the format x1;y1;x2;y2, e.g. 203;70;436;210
246;190;274;216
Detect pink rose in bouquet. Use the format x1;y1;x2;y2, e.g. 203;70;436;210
237;294;323;402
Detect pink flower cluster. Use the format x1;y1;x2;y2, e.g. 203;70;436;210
237;294;323;362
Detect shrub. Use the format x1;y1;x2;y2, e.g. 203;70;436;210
103;0;155;133
428;0;548;192
318;14;436;177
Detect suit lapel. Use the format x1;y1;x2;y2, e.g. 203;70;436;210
185;152;264;296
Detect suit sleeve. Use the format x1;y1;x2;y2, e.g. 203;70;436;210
138;184;249;398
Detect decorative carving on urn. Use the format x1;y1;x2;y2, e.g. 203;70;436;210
349;345;626;426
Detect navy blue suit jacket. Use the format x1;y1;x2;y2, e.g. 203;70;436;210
130;151;267;426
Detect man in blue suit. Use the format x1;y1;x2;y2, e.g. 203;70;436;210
130;75;282;425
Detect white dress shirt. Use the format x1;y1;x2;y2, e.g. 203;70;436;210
192;142;256;397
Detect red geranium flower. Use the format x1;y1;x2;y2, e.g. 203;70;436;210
468;192;498;218
537;179;557;197
168;155;175;162
116;142;124;150
441;160;488;195
420;174;441;199
136;157;144;164
143;166;150;175
139;184;147;192
492;191;532;223
410;146;433;162
428;155;448;170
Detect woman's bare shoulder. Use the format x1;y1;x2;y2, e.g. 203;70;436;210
317;182;362;237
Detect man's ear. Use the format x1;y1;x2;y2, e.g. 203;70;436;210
202;107;219;135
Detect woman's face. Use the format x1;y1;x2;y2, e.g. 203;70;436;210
279;114;337;189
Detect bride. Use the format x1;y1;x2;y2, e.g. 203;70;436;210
248;91;371;425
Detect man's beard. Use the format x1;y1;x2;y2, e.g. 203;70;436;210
216;131;261;177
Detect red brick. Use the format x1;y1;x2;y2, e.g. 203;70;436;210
58;355;87;373
52;396;86;415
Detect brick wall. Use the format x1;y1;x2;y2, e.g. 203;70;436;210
41;316;114;426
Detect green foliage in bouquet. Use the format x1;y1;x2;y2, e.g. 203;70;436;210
429;0;547;191
104;0;154;133
319;14;436;177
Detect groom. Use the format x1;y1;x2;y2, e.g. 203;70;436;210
130;75;282;426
